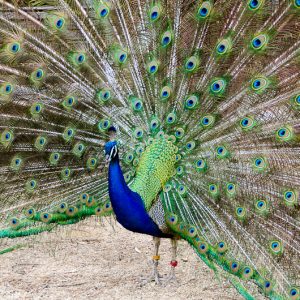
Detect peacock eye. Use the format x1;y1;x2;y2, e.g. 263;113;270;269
200;7;207;16
248;0;263;10
161;86;172;101
77;54;85;64
253;79;260;88
151;11;158;19
278;129;286;136
218;44;225;52
185;56;199;72
254;157;265;170
290;288;298;296
249;0;259;8
5;84;12;93
150;6;161;21
35;69;44;79
100;8;108;17
210;78;226;95
251;76;269;92
10;43;20;53
187;61;194;69
56;18;64;29
148;60;159;75
119;54;126;62
243;120;248;125
163;37;169;44
197;1;212;19
252;38;261;48
286;192;292;198
161;31;172;47
150;65;156;73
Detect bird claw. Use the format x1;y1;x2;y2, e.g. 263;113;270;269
162;268;178;285
140;270;163;286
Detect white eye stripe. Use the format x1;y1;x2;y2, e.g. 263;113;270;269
109;145;117;160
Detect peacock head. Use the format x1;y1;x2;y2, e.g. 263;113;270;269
105;140;118;162
105;126;118;162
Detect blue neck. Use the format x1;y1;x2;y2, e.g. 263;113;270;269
108;156;170;238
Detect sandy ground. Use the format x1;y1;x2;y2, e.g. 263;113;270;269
0;218;244;300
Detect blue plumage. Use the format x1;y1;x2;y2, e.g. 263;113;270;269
105;141;170;238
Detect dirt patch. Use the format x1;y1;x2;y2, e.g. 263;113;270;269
0;218;243;300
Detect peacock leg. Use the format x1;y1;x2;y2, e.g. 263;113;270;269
164;238;178;284
140;237;162;285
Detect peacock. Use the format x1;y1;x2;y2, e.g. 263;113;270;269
0;0;299;298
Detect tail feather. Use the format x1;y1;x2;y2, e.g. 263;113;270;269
0;0;299;298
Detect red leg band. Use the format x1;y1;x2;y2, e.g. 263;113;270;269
170;260;178;267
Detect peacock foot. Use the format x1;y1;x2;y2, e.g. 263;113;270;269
140;256;162;286
140;270;163;286
162;260;178;285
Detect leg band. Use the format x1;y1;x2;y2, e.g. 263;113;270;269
170;260;178;267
